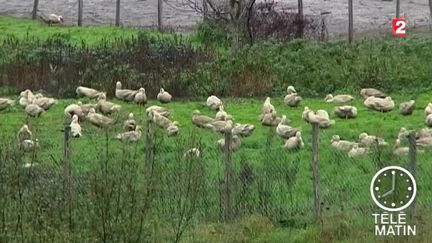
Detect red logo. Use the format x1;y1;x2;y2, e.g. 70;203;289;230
392;17;407;37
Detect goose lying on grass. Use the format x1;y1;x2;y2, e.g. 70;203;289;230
17;124;33;142
232;123;255;137
20;139;40;152
134;88;147;105
363;96;394;112
360;88;386;99
206;119;233;133
286;86;297;94
116;126;142;143
87;108;114;128
17;124;38;152
33;94;57;110
416;136;432;148
217;135;241;151
416;127;432;139
261;113;282;127
425;114;432;127
192;110;215;128
331;135;358;152
260;97;276;118
166;121;180;137
424;103;432;117
146;105;170;118
358;132;388;147
0;98;14;111
19;89;35;107
399;100;415;116
151;111;174;129
123;113;137;132
215;106;232;121
302;107;335;128
77;101;97;117
282;131;304;150
64;103;85;119
157;88;172;103
115;81;139;101
276;115;299;139
96;93;121;115
333;106;357;119
284;93;302;107
25;103;44;117
324;94;354;104
70;115;82;138
76;86;104;99
183;148;200;158
207;95;222;111
348;144;369;158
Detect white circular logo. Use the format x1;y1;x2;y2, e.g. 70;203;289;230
370;166;416;212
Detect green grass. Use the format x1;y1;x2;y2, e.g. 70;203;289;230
1;91;432;241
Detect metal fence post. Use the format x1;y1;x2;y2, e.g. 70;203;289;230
224;130;233;221
63;125;73;230
348;0;353;43
115;0;121;26
408;132;416;220
311;123;321;221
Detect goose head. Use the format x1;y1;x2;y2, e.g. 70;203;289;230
359;133;368;139
331;135;340;142
116;81;122;89
128;113;134;119
287;86;296;94
324;94;333;102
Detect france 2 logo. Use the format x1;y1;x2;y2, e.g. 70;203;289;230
392;17;407;37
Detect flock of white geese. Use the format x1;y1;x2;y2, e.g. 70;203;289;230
1;83;432;159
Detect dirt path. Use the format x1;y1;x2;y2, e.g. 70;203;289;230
0;0;430;34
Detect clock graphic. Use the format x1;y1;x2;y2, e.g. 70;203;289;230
370;166;416;212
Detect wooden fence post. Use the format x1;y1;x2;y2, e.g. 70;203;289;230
429;0;432;30
115;0;121;26
297;0;304;38
396;0;400;18
224;130;233;221
32;0;39;19
348;0;353;43
63;125;73;230
408;132;416;220
78;0;83;26
202;0;208;21
311;123;320;221
158;0;163;31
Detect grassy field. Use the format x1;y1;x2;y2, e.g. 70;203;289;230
1;15;432;242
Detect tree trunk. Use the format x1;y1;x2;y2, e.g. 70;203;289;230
429;0;432;30
32;0;39;19
78;0;83;26
202;0;208;21
297;0;304;38
158;0;163;31
116;0;121;26
348;0;353;43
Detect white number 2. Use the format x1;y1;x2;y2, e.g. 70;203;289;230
395;20;406;34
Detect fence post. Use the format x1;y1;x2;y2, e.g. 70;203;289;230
115;0;121;26
297;0;304;38
32;0;39;19
311;123;320;221
78;0;83;26
224;130;233;221
63;125;73;230
429;0;432;30
348;0;353;43
396;0;400;18
408;132;416;220
158;0;163;31
202;0;208;21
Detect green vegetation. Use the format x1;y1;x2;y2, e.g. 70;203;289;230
1;16;432;242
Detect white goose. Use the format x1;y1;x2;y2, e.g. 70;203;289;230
157;88;172;103
0;98;14;111
282;131;304;150
276;115;299;139
115;81;139;101
206;95;222;111
70;115;82;138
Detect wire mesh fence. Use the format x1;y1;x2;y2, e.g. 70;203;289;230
0;120;430;241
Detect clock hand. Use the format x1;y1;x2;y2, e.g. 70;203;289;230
381;189;394;198
391;173;396;191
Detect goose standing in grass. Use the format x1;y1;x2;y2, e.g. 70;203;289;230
358;133;388;147
116;126;142;143
70;115;82;138
276;115;299;139
25;103;44;117
260;97;276;118
87;108;114;128
115;81;139;101
348;144;369;158
166;121;180;137
0;98;14;111
76;86;104;99
215;106;232;121
399;100;415;116
331;135;358;152
157;88;172;103
96;93;121;115
363;96;394;112
207;95;222;111
192;110;215;128
284;93;302;107
232;123;255;137
39;13;64;25
17;124;33;142
333;106;357;119
64;103;85;119
217;135;241;151
282;131;304;150
123;113;137;132
324;94;354;104
393;139;409;156
33;94;57;110
360;88;386;99
134;88;147;105
146;105;170;118
424;103;432;117
183;148;200;158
